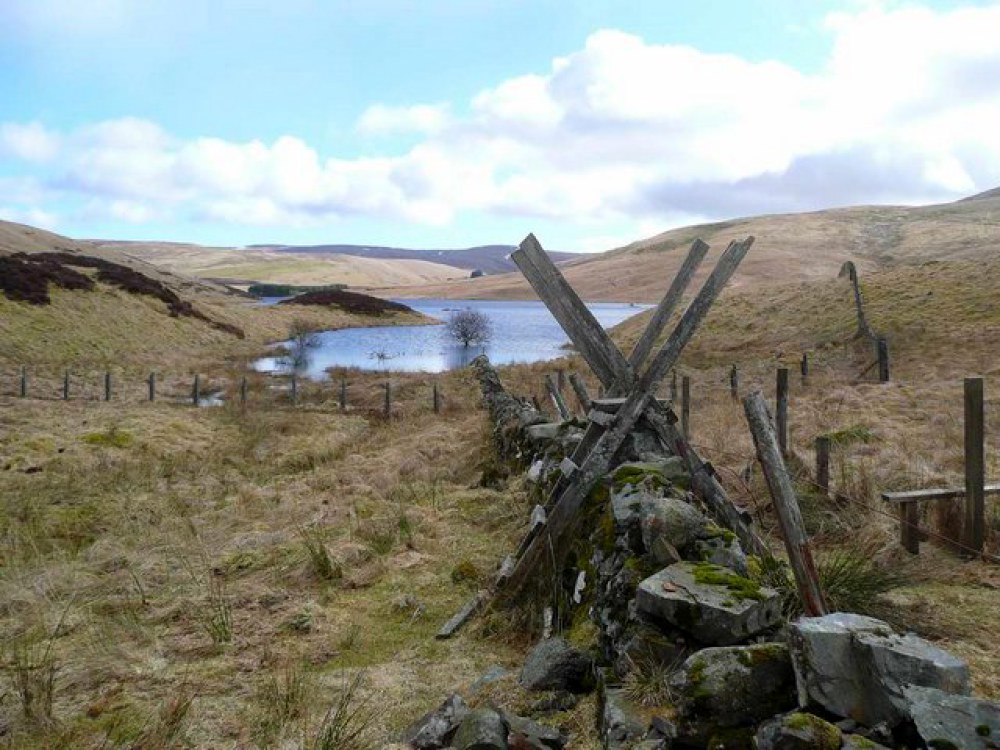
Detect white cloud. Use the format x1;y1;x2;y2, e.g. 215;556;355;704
0;205;59;229
4;4;1000;239
357;103;451;136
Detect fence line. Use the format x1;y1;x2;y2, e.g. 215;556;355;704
839;261;890;382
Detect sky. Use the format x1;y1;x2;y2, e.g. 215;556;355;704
2;0;1000;252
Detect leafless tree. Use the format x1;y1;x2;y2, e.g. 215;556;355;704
446;308;492;348
283;318;321;370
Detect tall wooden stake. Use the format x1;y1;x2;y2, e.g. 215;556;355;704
569;372;592;414
239;375;247;406
964;377;985;555
340;378;347;411
776;368;789;457
730;364;739;400
815;436;831;496
104;371;112;402
384;381;391;418
63;370;70;400
19;366;27;398
192;374;200;406
546;373;572;421
877;338;890;383
744;392;828;616
681;375;691;439
148;372;156;402
801;353;809;385
433;382;441;414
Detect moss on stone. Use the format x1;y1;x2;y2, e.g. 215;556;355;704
692;562;765;602
703;524;738;547
976;724;992;737
784;713;841;749
612;464;666;492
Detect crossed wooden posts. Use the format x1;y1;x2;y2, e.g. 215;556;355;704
493;233;763;605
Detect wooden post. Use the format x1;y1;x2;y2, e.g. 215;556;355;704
192;374;200;406
546;373;572;421
729;364;738;401
290;373;298;405
877;338;890;383
148;372;156;402
569;372;592;414
433;382;441;414
815;436;831;496
63;370;70;400
339;378;347;411
19;366;27;398
743;391;828;616
801;353;809;385
681;375;691;439
776;368;789;457
556;368;566;397
384;381;391;418
901;502;921;555
963;377;985;554
239;375;247;406
670;369;678;402
104;371;112;402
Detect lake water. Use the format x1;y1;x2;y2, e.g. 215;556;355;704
255;298;651;378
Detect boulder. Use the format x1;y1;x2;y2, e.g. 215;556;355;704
788;613;970;726
599;686;647;750
519;637;594;693
452;707;509;750
525;423;562;444
636;563;782;646
640;497;712;558
402;693;469;749
904;684;1000;750
693;535;748;577
754;712;842;750
672;643;796;728
841;736;891;750
505;715;566;749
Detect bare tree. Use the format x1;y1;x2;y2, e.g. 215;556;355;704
446;308;492;348
283;318;322;370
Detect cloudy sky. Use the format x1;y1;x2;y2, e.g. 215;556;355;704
2;0;999;252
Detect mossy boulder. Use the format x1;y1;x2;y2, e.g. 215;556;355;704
754;712;842;750
519;637;595;694
671;644;796;729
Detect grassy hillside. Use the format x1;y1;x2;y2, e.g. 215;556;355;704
376;195;1000;301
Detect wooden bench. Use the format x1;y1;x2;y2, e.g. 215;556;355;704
881;485;1000;554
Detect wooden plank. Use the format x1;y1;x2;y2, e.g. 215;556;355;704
776;368;789;457
882;484;1000;504
964;377;985;554
590;397;671;412
815;436;831;496
569;372;592;414
636;237;754;394
436;590;490;639
513;234;633;387
627;238;710;370
743;391;828;616
545;374;572;421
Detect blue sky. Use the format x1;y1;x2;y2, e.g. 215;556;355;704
2;0;999;251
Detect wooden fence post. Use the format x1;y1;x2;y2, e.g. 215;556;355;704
433;382;441;414
384;381;392;418
148;372;156;402
104;371;112;402
19;366;27;398
730;364;739;401
290;373;298;405
801;353;809;385
63;370;70;400
776;368;789;457
239;375;247;406
670;369;678;402
963;377;985;555
743;391;828;616
545;373;572;421
340;378;347;411
681;375;691;439
556;368;566;397
815;436;830;496
569;372;592;414
192;374;200;406
877;338;890;383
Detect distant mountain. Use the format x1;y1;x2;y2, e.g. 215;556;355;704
262;243;582;275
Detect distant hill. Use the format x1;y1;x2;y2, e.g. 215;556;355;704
260;243;582;275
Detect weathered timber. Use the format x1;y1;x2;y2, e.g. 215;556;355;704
19;366;27;398
877;337;890;383
568;372;592;414
964;377;985;554
776;368;789;457
670;369;677;401
815;436;831;496
730;364;739;400
384;381;391;417
590;397;670;413
63;370;70;400
339;378;347;410
744;391;827;616
239;375;247;405
545;374;572;421
192;374;201;406
433;382;441;414
104;371;112;401
627;238;709;369
513;234;632;388
882;484;1000;555
148;372;156;402
681;375;691;438
436;590;490;639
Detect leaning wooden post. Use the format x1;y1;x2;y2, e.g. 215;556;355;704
556;368;566;397
569;372;592;414
670;369;678;402
19;366;27;398
192;374;200;406
681;375;691;438
384;381;392;418
545;373;572;421
729;364;739;401
63;370;70;400
239;375;247;406
776;368;789;457
815;436;831;496
339;378;347;411
104;371;112;402
744;391;828;616
877;338;890;383
801;353;809;385
963;377;985;555
148;372;156;402
432;382;441;414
